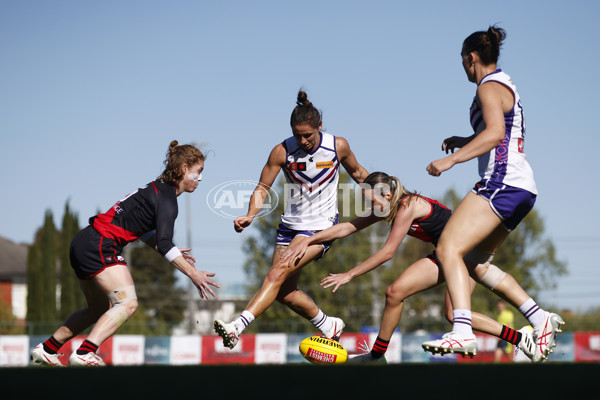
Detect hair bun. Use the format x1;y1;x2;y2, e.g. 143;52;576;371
296;90;311;107
168;140;179;155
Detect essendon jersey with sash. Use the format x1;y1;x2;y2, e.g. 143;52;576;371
406;195;452;246
280;132;340;230
90;180;178;257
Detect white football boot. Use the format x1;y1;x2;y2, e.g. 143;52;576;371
515;326;535;361
533;312;565;362
322;317;345;342
214;319;240;349
69;351;105;366
422;332;478;358
31;344;65;367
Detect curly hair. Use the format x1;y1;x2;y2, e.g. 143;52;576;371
158;140;205;185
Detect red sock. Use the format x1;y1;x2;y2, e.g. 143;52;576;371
76;339;99;355
371;336;389;359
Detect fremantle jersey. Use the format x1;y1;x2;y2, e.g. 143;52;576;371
470;70;537;194
406;196;452;246
280;132;340;230
90;180;178;257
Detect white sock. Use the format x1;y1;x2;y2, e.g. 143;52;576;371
518;298;545;331
452;309;474;338
310;309;333;335
233;310;255;334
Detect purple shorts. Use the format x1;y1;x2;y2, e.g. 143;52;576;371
472;179;536;231
275;222;336;260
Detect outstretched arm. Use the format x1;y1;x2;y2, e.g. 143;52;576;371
321;208;414;292
234;144;285;232
280;215;380;266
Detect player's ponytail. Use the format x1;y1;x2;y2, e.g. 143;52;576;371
462;25;506;65
158;140;205;185
290;89;322;129
363;172;417;224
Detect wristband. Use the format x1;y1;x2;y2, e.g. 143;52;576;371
164;247;183;263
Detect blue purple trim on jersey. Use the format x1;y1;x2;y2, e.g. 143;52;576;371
472;179;536;231
275;216;339;260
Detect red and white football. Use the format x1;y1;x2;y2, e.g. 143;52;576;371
299;336;348;364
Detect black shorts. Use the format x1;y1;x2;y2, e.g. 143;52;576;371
427;250;440;267
70;225;127;279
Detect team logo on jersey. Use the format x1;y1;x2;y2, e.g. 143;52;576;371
316;161;334;169
287;162;306;171
518;138;524;153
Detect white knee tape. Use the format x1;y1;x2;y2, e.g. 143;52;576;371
479;264;506;290
106;285;137;326
465;248;495;265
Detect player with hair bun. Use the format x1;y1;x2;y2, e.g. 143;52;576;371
282;171;559;362
31;140;218;367
424;25;564;357
214;90;368;349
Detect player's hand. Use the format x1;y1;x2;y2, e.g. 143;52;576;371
234;216;254;232
179;248;196;266
320;272;352;293
191;271;219;299
281;238;309;266
427;155;455;176
441;136;470;154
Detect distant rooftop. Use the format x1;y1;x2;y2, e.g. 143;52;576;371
0;236;28;279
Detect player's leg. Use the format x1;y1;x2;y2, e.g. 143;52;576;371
351;257;443;362
468;261;563;361
31;278;110;367
435;193;504;337
276;268;344;340
215;238;323;349
69;264;138;366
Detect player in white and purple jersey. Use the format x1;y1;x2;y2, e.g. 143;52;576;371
424;26;564;359
214;90;368;349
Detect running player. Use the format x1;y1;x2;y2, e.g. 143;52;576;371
213;90;368;349
424;25;564;358
31;140;218;367
282;172;558;362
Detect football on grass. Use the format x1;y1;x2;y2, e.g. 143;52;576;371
299;336;348;364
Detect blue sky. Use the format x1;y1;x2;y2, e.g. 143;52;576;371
1;1;598;311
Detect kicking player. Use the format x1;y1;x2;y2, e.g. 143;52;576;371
214;90;368;349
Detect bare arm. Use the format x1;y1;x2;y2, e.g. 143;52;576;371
234;144;285;232
280;215;381;266
171;255;219;299
336;136;369;183
321;205;415;292
427;82;509;176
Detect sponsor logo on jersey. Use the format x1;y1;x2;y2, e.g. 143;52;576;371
315;161;334;169
518;138;524;153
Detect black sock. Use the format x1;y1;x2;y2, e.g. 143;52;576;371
42;336;62;354
76;339;99;355
500;325;522;345
371;336;390;359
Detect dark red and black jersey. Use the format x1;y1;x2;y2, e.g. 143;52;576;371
406;196;452;246
90;180;178;257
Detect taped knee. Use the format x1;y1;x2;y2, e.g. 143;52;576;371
464;248;495;265
106;285;137;326
479;264;507;290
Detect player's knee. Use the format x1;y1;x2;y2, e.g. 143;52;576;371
385;283;406;306
106;285;137;326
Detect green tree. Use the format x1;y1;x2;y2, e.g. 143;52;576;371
59;201;85;320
